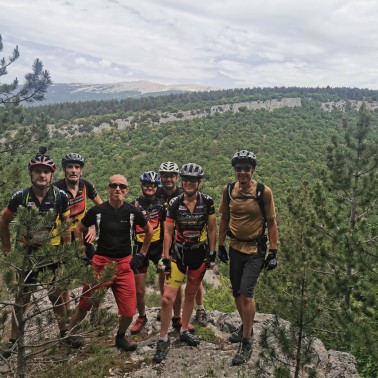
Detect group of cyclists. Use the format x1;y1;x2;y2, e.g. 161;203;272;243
0;147;278;367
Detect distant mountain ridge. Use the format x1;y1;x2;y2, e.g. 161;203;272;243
43;80;215;105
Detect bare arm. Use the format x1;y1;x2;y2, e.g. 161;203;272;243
267;218;278;250
62;213;72;244
218;212;229;247
0;211;14;253
74;221;88;245
92;195;102;205
207;217;217;251
162;221;175;259
138;222;153;256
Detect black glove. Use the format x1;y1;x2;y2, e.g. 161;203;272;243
158;258;172;278
130;252;145;272
217;245;229;263
206;250;216;269
264;249;278;271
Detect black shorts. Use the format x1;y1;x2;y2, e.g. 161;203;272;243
21;263;59;293
229;245;265;298
171;242;207;275
134;242;163;274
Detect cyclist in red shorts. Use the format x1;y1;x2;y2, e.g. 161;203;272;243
153;163;216;363
68;174;153;351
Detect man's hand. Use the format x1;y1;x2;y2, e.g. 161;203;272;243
85;226;97;244
264;249;278;271
217;245;229;263
130;253;145;272
206;250;216;270
158;258;172;278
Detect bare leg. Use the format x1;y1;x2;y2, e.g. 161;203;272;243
118;316;133;333
134;273;147;317
160;286;179;337
181;282;199;330
173;286;182;318
195;283;203;306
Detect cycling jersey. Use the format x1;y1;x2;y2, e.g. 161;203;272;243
131;195;164;243
81;201;147;258
166;192;216;245
5;186;70;246
156;186;183;218
53;178;98;231
219;180;276;254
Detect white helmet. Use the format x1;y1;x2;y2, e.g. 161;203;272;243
159;161;180;174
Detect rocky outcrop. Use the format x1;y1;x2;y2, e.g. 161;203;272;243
99;305;359;377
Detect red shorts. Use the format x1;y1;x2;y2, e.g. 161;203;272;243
78;254;136;318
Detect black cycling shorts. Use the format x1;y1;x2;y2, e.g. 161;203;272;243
229;245;265;298
134;242;163;274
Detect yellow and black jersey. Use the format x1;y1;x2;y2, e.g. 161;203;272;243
53;178;98;231
131;196;165;243
166;191;215;245
5;186;70;246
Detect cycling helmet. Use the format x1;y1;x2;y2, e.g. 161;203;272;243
180;163;204;178
140;171;161;185
28;147;56;172
62;153;85;168
159;161;180;174
231;150;257;168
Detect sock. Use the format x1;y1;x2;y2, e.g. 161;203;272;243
197;304;204;310
117;331;125;338
159;335;168;342
180;328;188;334
172;317;180;322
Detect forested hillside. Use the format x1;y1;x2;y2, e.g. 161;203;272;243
1;88;377;377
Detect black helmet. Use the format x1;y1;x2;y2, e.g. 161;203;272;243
28;147;56;172
159;161;180;174
140;171;161;184
62;153;85;168
180;163;204;178
231;150;256;168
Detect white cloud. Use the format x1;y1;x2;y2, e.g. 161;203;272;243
1;0;378;88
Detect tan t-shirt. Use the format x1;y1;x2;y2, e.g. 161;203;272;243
219;180;276;254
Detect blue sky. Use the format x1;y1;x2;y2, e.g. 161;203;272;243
1;0;378;89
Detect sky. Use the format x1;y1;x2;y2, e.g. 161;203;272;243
1;0;378;89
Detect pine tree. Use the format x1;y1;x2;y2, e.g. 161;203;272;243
1;34;52;105
313;103;378;370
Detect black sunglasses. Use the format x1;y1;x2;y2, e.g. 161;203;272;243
108;183;128;189
234;165;253;172
182;176;200;183
142;182;158;188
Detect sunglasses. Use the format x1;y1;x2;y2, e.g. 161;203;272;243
108;183;128;190
142;182;158;188
182;177;200;183
234;165;253;172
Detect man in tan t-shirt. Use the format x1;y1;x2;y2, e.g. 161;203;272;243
218;149;278;366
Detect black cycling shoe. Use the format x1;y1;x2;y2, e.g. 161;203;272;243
229;325;243;343
180;330;200;347
195;308;208;326
153;339;170;363
232;340;253;366
115;334;137;352
0;339;16;359
61;335;84;349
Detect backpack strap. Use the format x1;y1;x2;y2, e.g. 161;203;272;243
52;186;63;218
226;181;267;242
